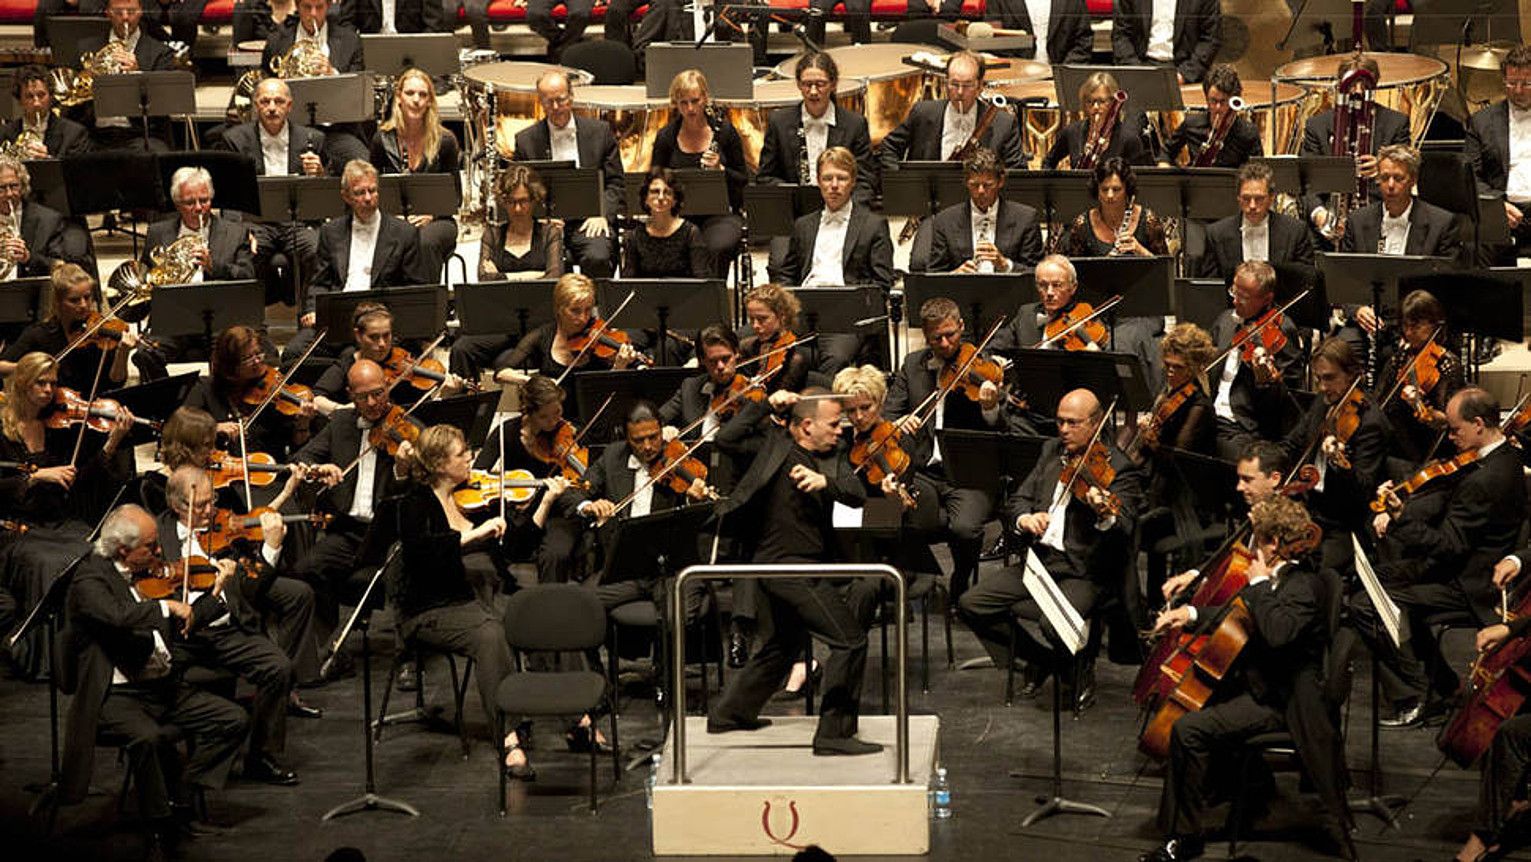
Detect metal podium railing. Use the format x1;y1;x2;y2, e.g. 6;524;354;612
669;563;910;786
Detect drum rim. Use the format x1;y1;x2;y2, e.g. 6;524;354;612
715;77;868;106
1272;53;1449;85
771;42;935;80
461;61;595;88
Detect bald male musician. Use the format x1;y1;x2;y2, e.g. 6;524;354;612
879;51;1026;172
260;0;369;169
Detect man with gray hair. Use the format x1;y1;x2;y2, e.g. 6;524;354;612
60;504;248;840
0;155;68;279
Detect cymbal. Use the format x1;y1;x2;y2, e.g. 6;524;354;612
1460;43;1512;73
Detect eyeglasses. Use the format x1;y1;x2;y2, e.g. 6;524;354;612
798;79;832;91
646;187;674;198
0;182;21;192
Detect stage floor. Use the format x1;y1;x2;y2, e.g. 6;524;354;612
0;571;1494;861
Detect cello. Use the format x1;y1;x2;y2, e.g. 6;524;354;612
1438;581;1531;768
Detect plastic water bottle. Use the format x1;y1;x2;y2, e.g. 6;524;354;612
645;753;662;811
931;767;952;820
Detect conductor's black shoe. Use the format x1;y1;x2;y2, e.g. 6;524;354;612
1137;836;1203;862
1378;698;1423;729
728;631;750;668
980;533;1012;561
1019;663;1050;699
243;754;299;786
707;716;772;733
812;736;884;756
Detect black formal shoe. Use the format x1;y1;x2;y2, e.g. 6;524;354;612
706;716;773;733
395;661;418;692
813;736;884;756
287;697;323;719
1069;664;1097;715
180;818;236;838
1019;663;1050;699
1379;698;1423;729
243;754;299;786
728;632;750;668
980;532;1012;561
565;723;612;754
1137;836;1203;862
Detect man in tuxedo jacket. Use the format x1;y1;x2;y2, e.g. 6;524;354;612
980;0;1093;64
1207;261;1304;456
774;147;893;290
74;0;177;151
959;388;1143;712
1197;161;1313;281
658;324;773;495
2;65;91;159
925;146;1043;273
1111;0;1221;84
219;78;329;305
880;50;1026;172
511;71;625;278
336;0;445;33
1466;44;1531;262
1301;55;1413;240
261;0;369;168
0;157;69;279
758;52;877;205
59;505;247;838
1162;64;1262;168
287;160;425;362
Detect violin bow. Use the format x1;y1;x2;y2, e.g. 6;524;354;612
1048;396;1119;520
1293;374;1364;471
682;365;784;439
606;429;719;521
734;334;819;372
555;290;637;388
1201;288;1312;374
1376;324;1443;410
1031;294;1123;349
499;405;508;523
241;328;328;433
909;316;1008;428
334;378;445;482
68;343;111;470
236;413;254;513
52;290;139;365
384;331;448;396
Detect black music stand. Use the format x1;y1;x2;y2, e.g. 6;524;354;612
1133;168;1240;274
360;33;460;76
156;151;261;216
0;276;48;343
414;390;502;448
938;430;1047;497
93;72;195;152
24;160;70;216
903;273;1035;343
1405;269;1525;379
514;161;604;221
623;169;729;217
1005;171;1095;232
315;286;447;345
148;280;266;348
453;279;557;338
1055;65;1183;112
63;151;161;254
594;278;729;366
377;174;461;219
1070;256;1176;326
998;348;1153;415
47;17;110;69
256;176;346;310
743;184;823;237
101;372;199;447
1253;155;1357;200
286;74;374;128
1164;447;1242;521
791;285;890;368
645;43;754;99
1174;278;1228;331
881;162;967;221
1317;253;1453;322
571;368;694;442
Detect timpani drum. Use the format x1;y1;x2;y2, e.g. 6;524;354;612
772;44;926;147
1273;52;1449;151
1157;81;1308;160
718;78;868;173
928;56;1051;98
991;81;1061;170
460;61;594;159
572;85;671;173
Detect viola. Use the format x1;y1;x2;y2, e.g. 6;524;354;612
1438;579;1531;767
1397;339;1445;426
239;365;314;417
199;507;333;556
1127;381;1197;463
1370;448;1483;514
754;331;797;379
132;555;224;600
849;420;918;507
935;343;1028;411
380;345;458;393
1042;301;1109;351
368;404;423;457
566;318;652;368
529;420;589;482
1058;440;1122;518
1322;383;1366;471
207;450;286;489
1232;308;1288;383
44;387;161;433
709;373;768;419
453;468;549;510
648;439;712;497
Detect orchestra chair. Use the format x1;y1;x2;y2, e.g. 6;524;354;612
908;217;935;273
874;560;953;697
560;39;637;85
1224;566;1348;859
1419;608;1478;720
372;645;475;759
495;583;620;814
605;582;726;716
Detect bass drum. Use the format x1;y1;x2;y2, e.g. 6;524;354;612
572;85;671;173
1274;52;1449;151
772;44;925;147
460;61;594;159
718;78;868;173
1156;81;1308;159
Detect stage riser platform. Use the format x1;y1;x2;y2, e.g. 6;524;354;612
652;715;940;856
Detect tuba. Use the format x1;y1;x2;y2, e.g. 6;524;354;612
272;38;330;78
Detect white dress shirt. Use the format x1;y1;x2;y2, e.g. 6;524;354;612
1508;105;1531;203
802;103;837;183
804;202;851;286
1379;200;1412;255
259;122;291;176
1024;0;1051;58
969;200;1008;272
1212;311;1244;421
941;101;978;161
111;562;174;685
1240;216;1269;263
345;212;381;292
381;0;397;32
350;416;377;521
625;454;655;518
1147;0;1176;62
549;118;580;165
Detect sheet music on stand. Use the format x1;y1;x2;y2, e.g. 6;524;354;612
1352;534;1406;648
1021;549;1088;654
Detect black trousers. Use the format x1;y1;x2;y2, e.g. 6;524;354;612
1478;714;1531;845
264;575;322;684
400;600;515;737
1157;691;1286;838
957;560;1099;669
249;221;318;308
806;0;871;46
711;574;879;741
566;228;616;278
919;467;990;600
527;0;593;53
98;679;248;820
1345;578;1478;705
288;523;367;645
178;624;292;760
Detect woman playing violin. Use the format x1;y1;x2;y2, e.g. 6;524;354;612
488;273;642;388
0;263;135;392
1375;289;1464;464
1;351;135;528
1062;158;1169;259
740;283;810;395
138;405;304;515
183;324;315;458
312;302;463;416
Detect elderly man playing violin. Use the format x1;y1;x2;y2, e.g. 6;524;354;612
1207;260;1304;458
1339;386;1527;730
958;388;1142;714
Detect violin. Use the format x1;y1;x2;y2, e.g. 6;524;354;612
380;345;459;393
1321;383;1366;471
1438;578;1531;767
207;450;286;489
1127;381;1197;463
754;331;797;379
709;373;769;419
566;318;652;368
1041;300;1111;351
848;420;918;506
529;420;589;482
44;387;161;433
1396;339;1445;426
453;469;551;509
648;439;713;498
0;459;37;475
936;343;1028;411
1231;307;1288;384
131;555;225;600
239;365;315;417
1058;440;1122;518
368;404;423;457
1370;449;1483;514
199;506;333;556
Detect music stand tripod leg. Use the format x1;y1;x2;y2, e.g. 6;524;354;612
1348;618;1404;828
1013;653;1111;828
323;610;420;820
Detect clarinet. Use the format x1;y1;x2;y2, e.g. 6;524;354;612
797;119;810;185
1366;232;1385;389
